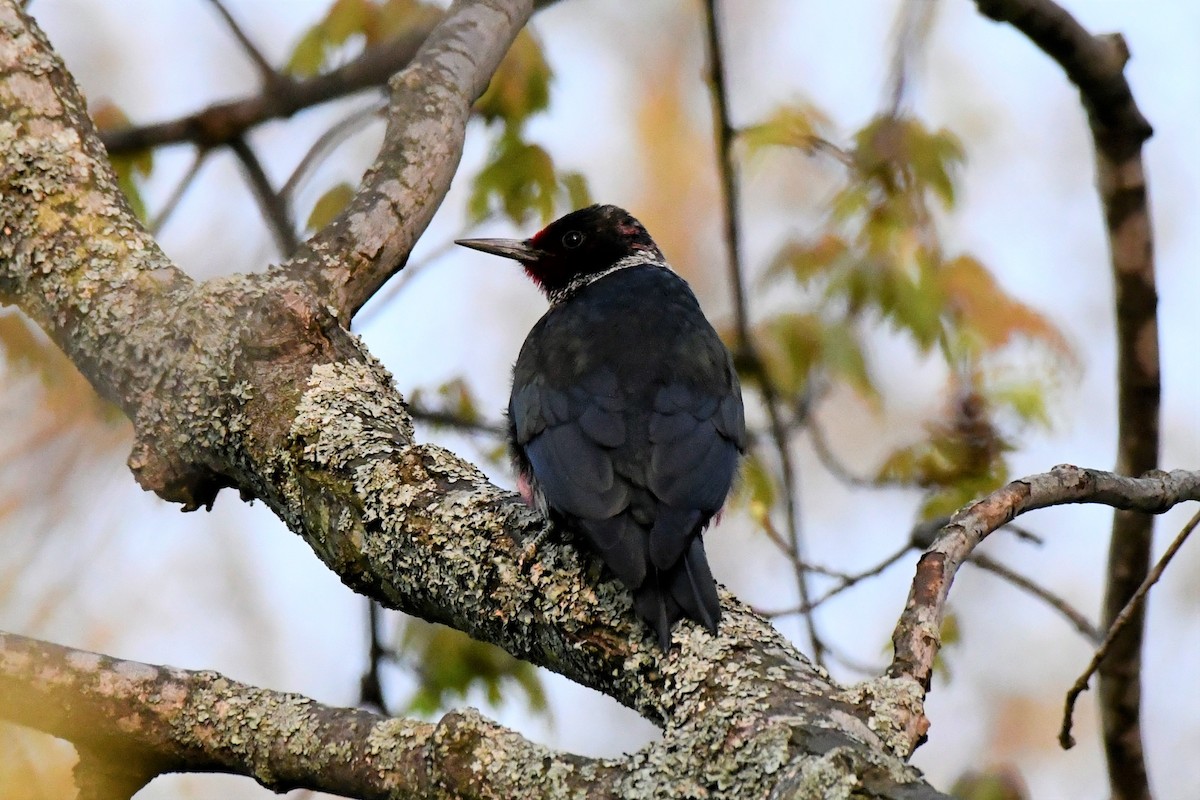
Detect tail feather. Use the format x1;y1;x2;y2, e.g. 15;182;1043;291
669;538;720;633
633;578;675;650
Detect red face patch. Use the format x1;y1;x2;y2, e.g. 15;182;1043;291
616;219;642;238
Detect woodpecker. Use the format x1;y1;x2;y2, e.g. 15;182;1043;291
457;205;746;650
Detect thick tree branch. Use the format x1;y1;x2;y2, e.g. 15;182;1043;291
887;465;1199;752
278;0;534;321
0;631;617;799
0;4;945;796
973;3;1158;797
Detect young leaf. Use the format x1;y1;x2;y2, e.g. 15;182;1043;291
740;102;832;157
469;131;558;224
474;29;552;128
286;26;328;77
305;182;355;232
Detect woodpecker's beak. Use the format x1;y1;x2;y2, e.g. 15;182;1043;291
455;237;543;263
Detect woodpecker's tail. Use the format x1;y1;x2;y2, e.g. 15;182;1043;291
633;537;721;650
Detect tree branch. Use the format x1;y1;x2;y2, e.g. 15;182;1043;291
0;630;616;799
702;0;827;667
972;3;1158;797
278;0;535;321
97;27;430;156
229;136;298;256
204;0;278;86
0;3;945;795
1060;507;1200;749
887;465;1199;752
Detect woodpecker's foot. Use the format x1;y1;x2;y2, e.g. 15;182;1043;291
518;522;553;573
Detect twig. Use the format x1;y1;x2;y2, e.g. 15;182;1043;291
1060;507;1200;749
99;26;430;155
353;213;496;327
760;542;912;618
887;465;1200;754
360;599;389;713
149;148;209;235
967;553;1101;644
205;0;279;86
1003;525;1043;545
972;3;1157;796
280;101;386;202
703;0;826;667
228;137;298;256
884;0;937;116
702;0;748;348
408;403;506;438
807;419;877;488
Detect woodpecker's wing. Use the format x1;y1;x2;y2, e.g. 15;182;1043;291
645;382;745;571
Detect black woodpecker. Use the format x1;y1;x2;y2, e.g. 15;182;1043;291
457;204;746;650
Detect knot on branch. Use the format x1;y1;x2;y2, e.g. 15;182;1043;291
123;278;357;510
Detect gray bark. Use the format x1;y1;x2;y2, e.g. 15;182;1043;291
0;1;945;797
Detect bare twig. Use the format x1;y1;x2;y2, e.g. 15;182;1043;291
1060;507;1200;748
972;3;1156;797
884;0;937;116
228;137;298;256
280;100;386;201
360;599;389;713
760;542;912;618
807;418;878;488
205;0;279;86
149;148;209;235
967;553;1101;644
99;26;430;155
703;0;826;666
408;403;506;437
887;465;1199;754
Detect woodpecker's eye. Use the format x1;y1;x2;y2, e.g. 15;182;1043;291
562;230;585;249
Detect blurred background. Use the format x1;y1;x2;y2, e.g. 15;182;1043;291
1;0;1197;797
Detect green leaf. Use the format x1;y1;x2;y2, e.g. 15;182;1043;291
919;471;1007;520
819;320;878;404
952;767;1030;800
988;380;1051;428
91;101;153;221
739;102;831;156
469;130;558;225
325;0;373;46
765;234;848;285
755;312;823;396
735;450;777;518
375;0;441;44
286;27;328;77
437;377;480;424
475;29;552;127
304;182;355;232
112;164;148;221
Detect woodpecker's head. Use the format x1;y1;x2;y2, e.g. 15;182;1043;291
456;205;664;301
